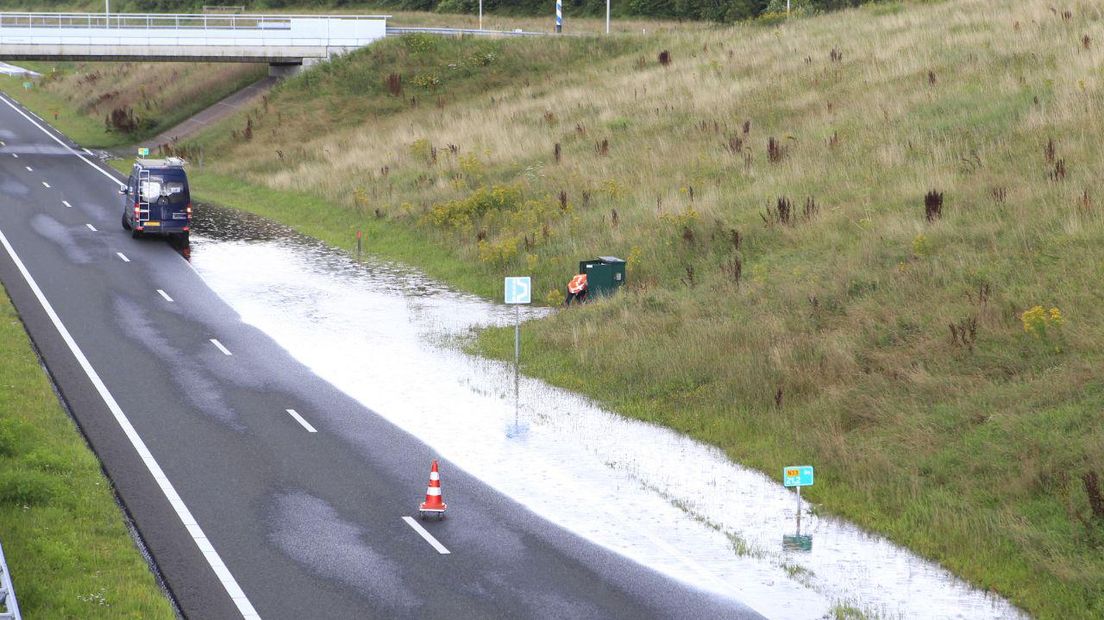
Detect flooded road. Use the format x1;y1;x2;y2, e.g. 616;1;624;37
185;204;1024;619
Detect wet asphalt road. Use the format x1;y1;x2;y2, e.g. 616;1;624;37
0;93;762;619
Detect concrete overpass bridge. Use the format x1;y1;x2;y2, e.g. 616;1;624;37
0;12;389;76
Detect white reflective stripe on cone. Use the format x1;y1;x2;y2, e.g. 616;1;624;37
430;472;439;481
426;488;442;496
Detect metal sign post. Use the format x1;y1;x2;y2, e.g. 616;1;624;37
555;0;562;33
479;0;483;30
504;277;532;427
783;465;814;536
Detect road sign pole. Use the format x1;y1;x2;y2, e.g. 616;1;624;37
555;0;562;33
796;485;802;534
514;305;520;423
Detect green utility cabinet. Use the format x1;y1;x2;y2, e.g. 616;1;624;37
579;256;627;298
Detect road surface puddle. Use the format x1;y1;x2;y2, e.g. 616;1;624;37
186;204;1024;619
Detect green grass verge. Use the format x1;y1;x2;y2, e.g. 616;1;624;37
0;288;174;617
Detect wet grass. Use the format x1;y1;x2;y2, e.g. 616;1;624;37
0;288;174;617
4;1;1104;617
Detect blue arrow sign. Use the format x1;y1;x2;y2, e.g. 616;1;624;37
504;276;531;304
783;465;814;487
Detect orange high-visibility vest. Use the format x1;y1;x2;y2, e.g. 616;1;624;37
568;273;588;294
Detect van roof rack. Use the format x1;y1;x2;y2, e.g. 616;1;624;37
135;157;186;168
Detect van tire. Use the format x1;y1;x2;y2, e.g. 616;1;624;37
121;214;131;231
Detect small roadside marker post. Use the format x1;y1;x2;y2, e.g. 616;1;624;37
555;0;562;33
356;230;363;257
504;276;531;428
783;465;814;535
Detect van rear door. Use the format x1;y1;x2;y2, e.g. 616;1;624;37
141;171;190;232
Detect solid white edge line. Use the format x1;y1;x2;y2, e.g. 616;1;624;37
284;409;318;433
86;224;97;232
0;94;122;185
0;227;261;619
157;289;174;302
116;252;130;263
210;339;232;356
401;517;451;555
62;200;71;208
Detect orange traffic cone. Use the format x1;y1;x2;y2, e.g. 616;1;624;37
419;460;447;519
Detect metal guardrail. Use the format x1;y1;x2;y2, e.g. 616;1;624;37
0;539;21;620
386;27;552;37
0;12;389;30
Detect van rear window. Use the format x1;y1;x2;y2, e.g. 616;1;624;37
140;178;187;202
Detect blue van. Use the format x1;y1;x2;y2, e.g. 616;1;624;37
119;157;192;239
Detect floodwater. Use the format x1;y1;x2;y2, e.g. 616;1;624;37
185;204;1025;620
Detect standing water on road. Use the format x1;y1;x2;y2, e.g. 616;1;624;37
187;205;1023;619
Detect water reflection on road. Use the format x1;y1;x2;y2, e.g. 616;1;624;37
186;204;1024;620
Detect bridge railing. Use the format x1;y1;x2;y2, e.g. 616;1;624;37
0;12;390;49
0;12;388;31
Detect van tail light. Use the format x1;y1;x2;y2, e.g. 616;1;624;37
133;203;140;219
186;202;193;220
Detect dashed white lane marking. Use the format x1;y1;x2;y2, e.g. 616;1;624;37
284;409;317;433
0;94;124;186
210;339;232;356
402;517;451;555
62;200;72;208
0;226;261;619
11;153;17;158
0;93;262;620
82;148;93;155
116;252;130;262
157;289;174;302
42;181;50;188
24;166;32;172
85;224;97;232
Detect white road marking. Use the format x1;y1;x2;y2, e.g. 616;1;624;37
24;166;32;172
85;224;97;232
210;339;232;356
11;153;17;158
0;94;122;185
0;226;261;619
42;181;50;188
116;252;130;263
82;147;93;155
62;200;71;208
284;409;317;433
402;517;451;554
157;289;174;302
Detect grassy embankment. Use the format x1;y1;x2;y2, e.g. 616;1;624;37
0;60;265;148
0;289;175;617
6;0;1104;616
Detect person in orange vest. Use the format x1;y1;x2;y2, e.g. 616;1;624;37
565;272;588;305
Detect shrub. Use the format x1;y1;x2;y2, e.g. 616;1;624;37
426;185;524;228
